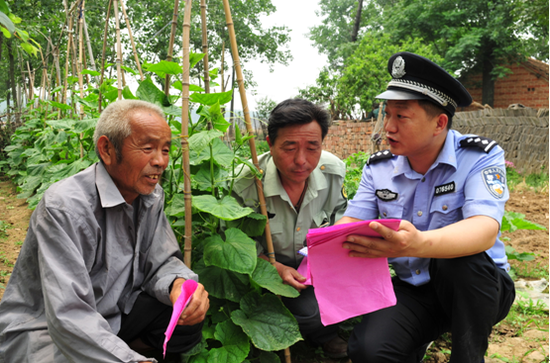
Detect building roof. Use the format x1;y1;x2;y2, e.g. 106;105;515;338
522;58;549;82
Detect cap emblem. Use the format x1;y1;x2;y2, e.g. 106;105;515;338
391;56;406;78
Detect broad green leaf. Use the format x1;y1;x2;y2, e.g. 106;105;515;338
251;258;299;298
165;193;186;217
505;245;536;262
121;65;138;76
0;26;11;38
231;291;302;351
49;101;73;111
211;138;234;168
147;60;182;76
74;95;98;109
190;90;233;106
0;1;9;15
209;320;250;363
188;129;223;155
122;85;138;100
0;11;14;34
203;229;257;274
192;164;229;192
72;118;98;133
226;213;266;237
81;69;100;76
189;52;206;69
172;80;204;92
188;350;209;363
234;123;243;145
136;77;170;107
193;195;253;221
259;351;281;363
209;102;231;133
193;260;250;302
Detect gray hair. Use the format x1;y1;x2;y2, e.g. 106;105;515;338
94;100;165;162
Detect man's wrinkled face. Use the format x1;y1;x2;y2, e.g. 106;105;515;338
109;110;172;204
267;121;323;186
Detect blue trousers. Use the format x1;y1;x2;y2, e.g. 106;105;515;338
348;252;515;362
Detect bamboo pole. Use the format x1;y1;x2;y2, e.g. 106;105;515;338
164;0;180;96
98;0;113;112
200;0;210;93
222;2;291;362
82;14;97;71
181;0;193;268
77;0;86;158
113;0;124;100
222;0;292;360
61;9;75;108
120;0;144;81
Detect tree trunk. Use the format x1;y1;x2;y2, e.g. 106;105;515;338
481;52;495;107
351;0;363;42
7;40;18;112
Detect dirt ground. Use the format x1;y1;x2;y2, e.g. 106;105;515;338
0;178;547;362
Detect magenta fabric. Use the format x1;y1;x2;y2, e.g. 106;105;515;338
163;279;198;357
305;219;400;326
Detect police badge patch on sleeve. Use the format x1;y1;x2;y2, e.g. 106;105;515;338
481;167;506;199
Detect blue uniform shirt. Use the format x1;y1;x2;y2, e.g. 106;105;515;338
344;130;509;286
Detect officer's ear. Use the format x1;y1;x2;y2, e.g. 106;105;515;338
434;113;448;136
266;135;273;148
97;135;116;166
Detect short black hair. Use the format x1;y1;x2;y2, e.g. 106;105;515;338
418;99;453;130
267;98;331;143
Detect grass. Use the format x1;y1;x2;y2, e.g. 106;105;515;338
506;162;549;193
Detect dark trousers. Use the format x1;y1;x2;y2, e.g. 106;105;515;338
117;292;203;354
348;252;515;362
282;285;340;344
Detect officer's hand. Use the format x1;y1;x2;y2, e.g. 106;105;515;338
275;262;307;291
170;279;210;326
342;220;422;258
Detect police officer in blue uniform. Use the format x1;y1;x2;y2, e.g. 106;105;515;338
337;52;515;362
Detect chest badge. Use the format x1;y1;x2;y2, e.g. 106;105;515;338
481;167;506;199
434;181;455;196
375;189;398;202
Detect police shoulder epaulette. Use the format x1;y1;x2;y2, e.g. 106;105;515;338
367;150;393;165
459;136;498;153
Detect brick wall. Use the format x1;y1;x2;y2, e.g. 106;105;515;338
324;108;549;175
462;60;549;110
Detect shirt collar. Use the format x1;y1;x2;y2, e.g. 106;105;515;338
95;162;159;209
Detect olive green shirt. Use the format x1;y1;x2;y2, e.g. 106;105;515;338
233;151;348;269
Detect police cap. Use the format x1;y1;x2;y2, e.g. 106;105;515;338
376;52;472;116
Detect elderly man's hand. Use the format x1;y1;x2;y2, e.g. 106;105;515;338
170;279;210;326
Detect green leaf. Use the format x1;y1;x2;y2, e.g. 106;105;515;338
81;69;101;76
226;212;266;237
251;258;300;298
121;65;138;76
208;320;250;363
192;164;228;192
193;260;250;302
210;138;234;168
49;101;73;111
203;229;257;275
172;80;205;92
259;351;281;363
165;193;186;217
136;77;171;107
188;129;223;155
0;11;14;34
209;102;231;133
0;26;11;38
190;90;233;106
231;291;302;351
234;123;243;145
193;195;253;221
122;85;139;100
189;52;206;69
147;60;182;77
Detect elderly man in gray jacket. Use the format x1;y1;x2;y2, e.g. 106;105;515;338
0;100;209;363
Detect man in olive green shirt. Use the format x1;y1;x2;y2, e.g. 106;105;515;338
233;99;348;358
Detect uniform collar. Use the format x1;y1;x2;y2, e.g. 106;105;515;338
95;162;158;209
392;130;458;178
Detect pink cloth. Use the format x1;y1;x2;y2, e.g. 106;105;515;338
163;279;198;358
303;219;400;326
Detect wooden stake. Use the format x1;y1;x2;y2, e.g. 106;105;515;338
222;1;291;361
181;0;193;268
120;0;144;81
200;0;210;93
98;0;113;112
113;0;123;100
77;0;86;158
164;0;180;96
